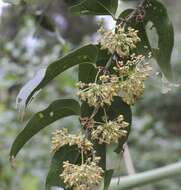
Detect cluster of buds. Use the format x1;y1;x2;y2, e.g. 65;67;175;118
91;115;129;144
51;128;93;153
99;24;140;57
60;157;104;190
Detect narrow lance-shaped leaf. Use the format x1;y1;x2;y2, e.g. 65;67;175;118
10;99;81;158
16;44;98;111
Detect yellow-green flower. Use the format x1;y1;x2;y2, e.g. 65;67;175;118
60;157;103;190
91;115;129;144
99;25;140;57
51;128;93;153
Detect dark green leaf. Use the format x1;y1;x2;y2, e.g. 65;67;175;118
69;0;118;16
144;0;174;79
46;145;80;190
104;169;114;190
94;143;106;170
79;63;97;83
10;99;81;158
16;44;98;110
96;47;111;67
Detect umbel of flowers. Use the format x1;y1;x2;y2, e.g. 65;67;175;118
60;157;104;190
51;24;152;190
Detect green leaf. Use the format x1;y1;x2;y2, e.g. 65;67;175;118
79;63;97;83
68;0;118;16
46;145;80;190
144;0;174;80
104;169;114;190
16;44;98;111
10;99;81;158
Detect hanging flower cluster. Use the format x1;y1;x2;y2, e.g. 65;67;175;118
99;24;140;57
60;157;103;190
77;75;120;106
51;128;104;189
51;128;93;153
91;115;129;144
119;62;152;105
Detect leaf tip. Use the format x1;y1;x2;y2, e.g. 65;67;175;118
10;155;17;169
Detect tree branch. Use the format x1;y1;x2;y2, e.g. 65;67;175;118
110;161;181;190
